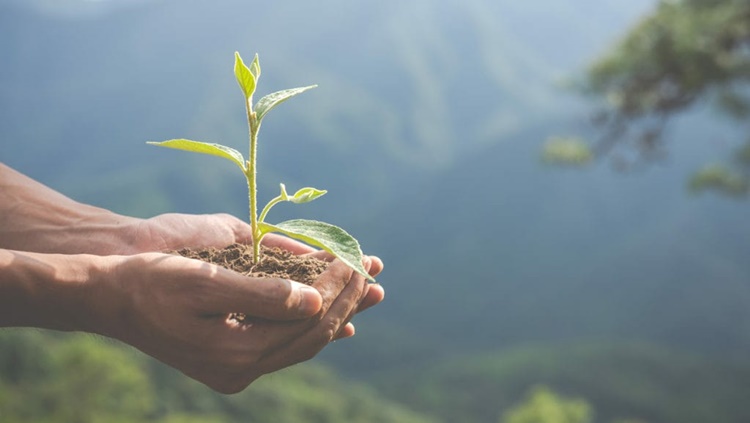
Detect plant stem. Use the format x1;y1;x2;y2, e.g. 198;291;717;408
247;103;261;264
258;195;283;224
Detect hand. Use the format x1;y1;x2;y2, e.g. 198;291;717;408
124;212;318;255
98;251;383;393
129;212;386;338
129;212;386;342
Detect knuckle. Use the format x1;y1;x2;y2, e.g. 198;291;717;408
255;278;294;311
317;319;339;347
270;280;298;312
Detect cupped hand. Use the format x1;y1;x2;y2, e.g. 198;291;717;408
129;212;385;336
99;251;383;393
126;213;252;253
127;212;320;255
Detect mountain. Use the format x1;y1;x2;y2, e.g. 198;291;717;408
0;0;654;219
325;117;750;376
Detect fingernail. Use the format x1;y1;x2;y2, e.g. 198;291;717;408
296;284;322;316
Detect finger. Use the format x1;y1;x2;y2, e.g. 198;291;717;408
334;322;355;340
332;271;371;339
311;259;356;310
304;249;335;262
261;234;316;255
215;213;253;245
367;255;384;278
331;284;369;340
199;266;323;320
356;283;385;313
258;268;368;372
236;259;361;354
312;269;368;344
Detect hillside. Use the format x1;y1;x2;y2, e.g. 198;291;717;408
0;330;435;422
0;0;653;218
324;117;750;375
379;342;750;423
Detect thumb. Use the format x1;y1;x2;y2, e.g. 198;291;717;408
201;270;323;320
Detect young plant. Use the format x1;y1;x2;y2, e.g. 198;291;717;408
148;51;373;281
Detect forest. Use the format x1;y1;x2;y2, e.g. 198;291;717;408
2;0;749;422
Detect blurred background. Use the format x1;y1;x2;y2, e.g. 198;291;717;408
2;0;749;422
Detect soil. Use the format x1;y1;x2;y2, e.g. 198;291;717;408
173;243;329;286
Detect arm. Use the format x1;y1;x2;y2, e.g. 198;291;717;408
0;162;385;392
0;247;381;393
0;162;313;255
0;163;140;254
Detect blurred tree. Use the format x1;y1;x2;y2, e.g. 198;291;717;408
41;336;155;423
688;162;748;195
500;385;593;423
540;136;594;167
0;330;437;423
578;0;750;194
0;332;154;423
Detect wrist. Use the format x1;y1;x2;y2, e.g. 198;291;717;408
54;207;143;256
0;249;118;333
0;163;142;254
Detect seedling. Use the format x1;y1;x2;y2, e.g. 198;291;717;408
148;51;373;281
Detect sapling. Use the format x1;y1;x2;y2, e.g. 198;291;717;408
148;51;373;281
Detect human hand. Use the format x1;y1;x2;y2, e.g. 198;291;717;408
96;251;383;393
123;212;316;255
128;212;385;332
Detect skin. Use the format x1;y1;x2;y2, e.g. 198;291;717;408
0;163;384;393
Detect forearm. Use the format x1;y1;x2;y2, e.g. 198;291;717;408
0;248;113;333
0;163;140;254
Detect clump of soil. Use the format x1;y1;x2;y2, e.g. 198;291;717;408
174;243;328;286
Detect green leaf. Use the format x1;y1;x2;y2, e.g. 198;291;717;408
260;219;374;282
279;183;290;201
250;53;261;80
254;85;317;123
234;51;257;100
147;139;246;173
290;187;327;204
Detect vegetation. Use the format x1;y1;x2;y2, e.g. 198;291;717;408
377;343;750;423
0;330;434;423
579;0;750;193
689;163;749;196
540;136;593;167
5;332;749;422
149;52;371;280
501;386;593;423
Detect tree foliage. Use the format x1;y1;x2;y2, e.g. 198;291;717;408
380;343;750;423
587;0;750;121
580;0;750;193
0;330;435;423
500;386;593;423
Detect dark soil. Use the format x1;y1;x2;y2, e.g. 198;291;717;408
174;243;328;286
